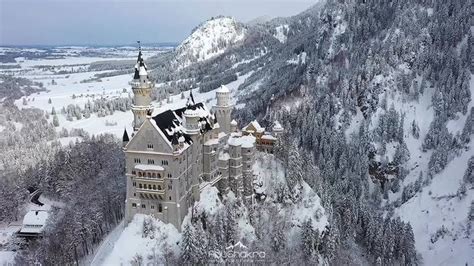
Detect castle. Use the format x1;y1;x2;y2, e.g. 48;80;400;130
122;48;283;230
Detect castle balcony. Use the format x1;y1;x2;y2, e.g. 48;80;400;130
134;164;164;173
129;80;153;88
134;176;165;183
135;187;165;195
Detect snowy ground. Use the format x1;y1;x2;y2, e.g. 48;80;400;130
100;215;181;266
98;153;328;265
3;49;252;142
0;194;63;265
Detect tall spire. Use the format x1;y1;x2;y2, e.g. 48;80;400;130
134;41;147;80
130;41;154;131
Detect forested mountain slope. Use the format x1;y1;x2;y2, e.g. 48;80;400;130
149;0;473;264
230;0;472;264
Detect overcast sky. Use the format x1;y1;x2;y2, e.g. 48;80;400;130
0;0;316;46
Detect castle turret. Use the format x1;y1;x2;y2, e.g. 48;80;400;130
213;85;233;134
122;128;129;147
130;42;154;131
230;119;238;133
272;120;284;137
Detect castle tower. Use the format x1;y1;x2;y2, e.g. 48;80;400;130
130;42;154;131
213;85;233;134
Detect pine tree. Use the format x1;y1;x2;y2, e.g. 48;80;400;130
180;224;205;264
301;219;316;261
53;115;59;127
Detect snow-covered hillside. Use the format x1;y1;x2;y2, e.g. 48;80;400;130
97;152;327;265
174;16;246;69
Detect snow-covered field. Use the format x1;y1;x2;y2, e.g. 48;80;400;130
2;46;253;142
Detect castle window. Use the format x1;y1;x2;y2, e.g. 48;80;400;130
168;184;172;190
133;182;136;187
138;172;142;177
158;204;162;212
148;184;152;189
158;173;161;178
132;170;136;175
153;185;156;190
167;173;172;178
151;205;155;209
139;183;143;189
152;173;156;178
147;143;153;149
148;172;151;178
158;185;162;190
141;204;146;209
148;159;155;164
132;203;137;208
134;158;141;163
169;196;172;200
162;160;168;166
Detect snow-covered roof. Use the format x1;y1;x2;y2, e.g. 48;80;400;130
134;164;164;171
219;152;230;161
148;102;215;150
228;135;256;148
216;84;230;93
243;120;265;133
231;119;237;126
272;120;283;131
261;134;277;140
20;210;48;234
205;138;219;146
139;66;147;76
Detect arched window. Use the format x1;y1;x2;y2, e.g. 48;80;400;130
153;185;156;190
158;173;161;178
152;173;156;178
158;185;162;190
138;172;142;177
148;184;152;189
139;183;142;189
158;204;162;212
148;172;151;178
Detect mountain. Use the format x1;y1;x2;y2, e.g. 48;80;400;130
173;16;247;69
149;0;472;264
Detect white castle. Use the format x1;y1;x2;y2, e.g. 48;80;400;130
122;48;283;230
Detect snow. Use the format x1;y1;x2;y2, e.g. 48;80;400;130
228;135;256;148
175;17;246;69
101;214;181;266
252;152;328;246
242;120;264;133
261;134;276;140
395;143;473;266
151;71;253;120
274;24;289;43
195;186;223;216
216;84;230;93
446;74;474;135
219;152;230;161
378;72;473;265
272;120;283;131
287;52;307;65
138;66;147;76
0;251;15;265
204;138;219;146
134;164;164;171
87;221;125;266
